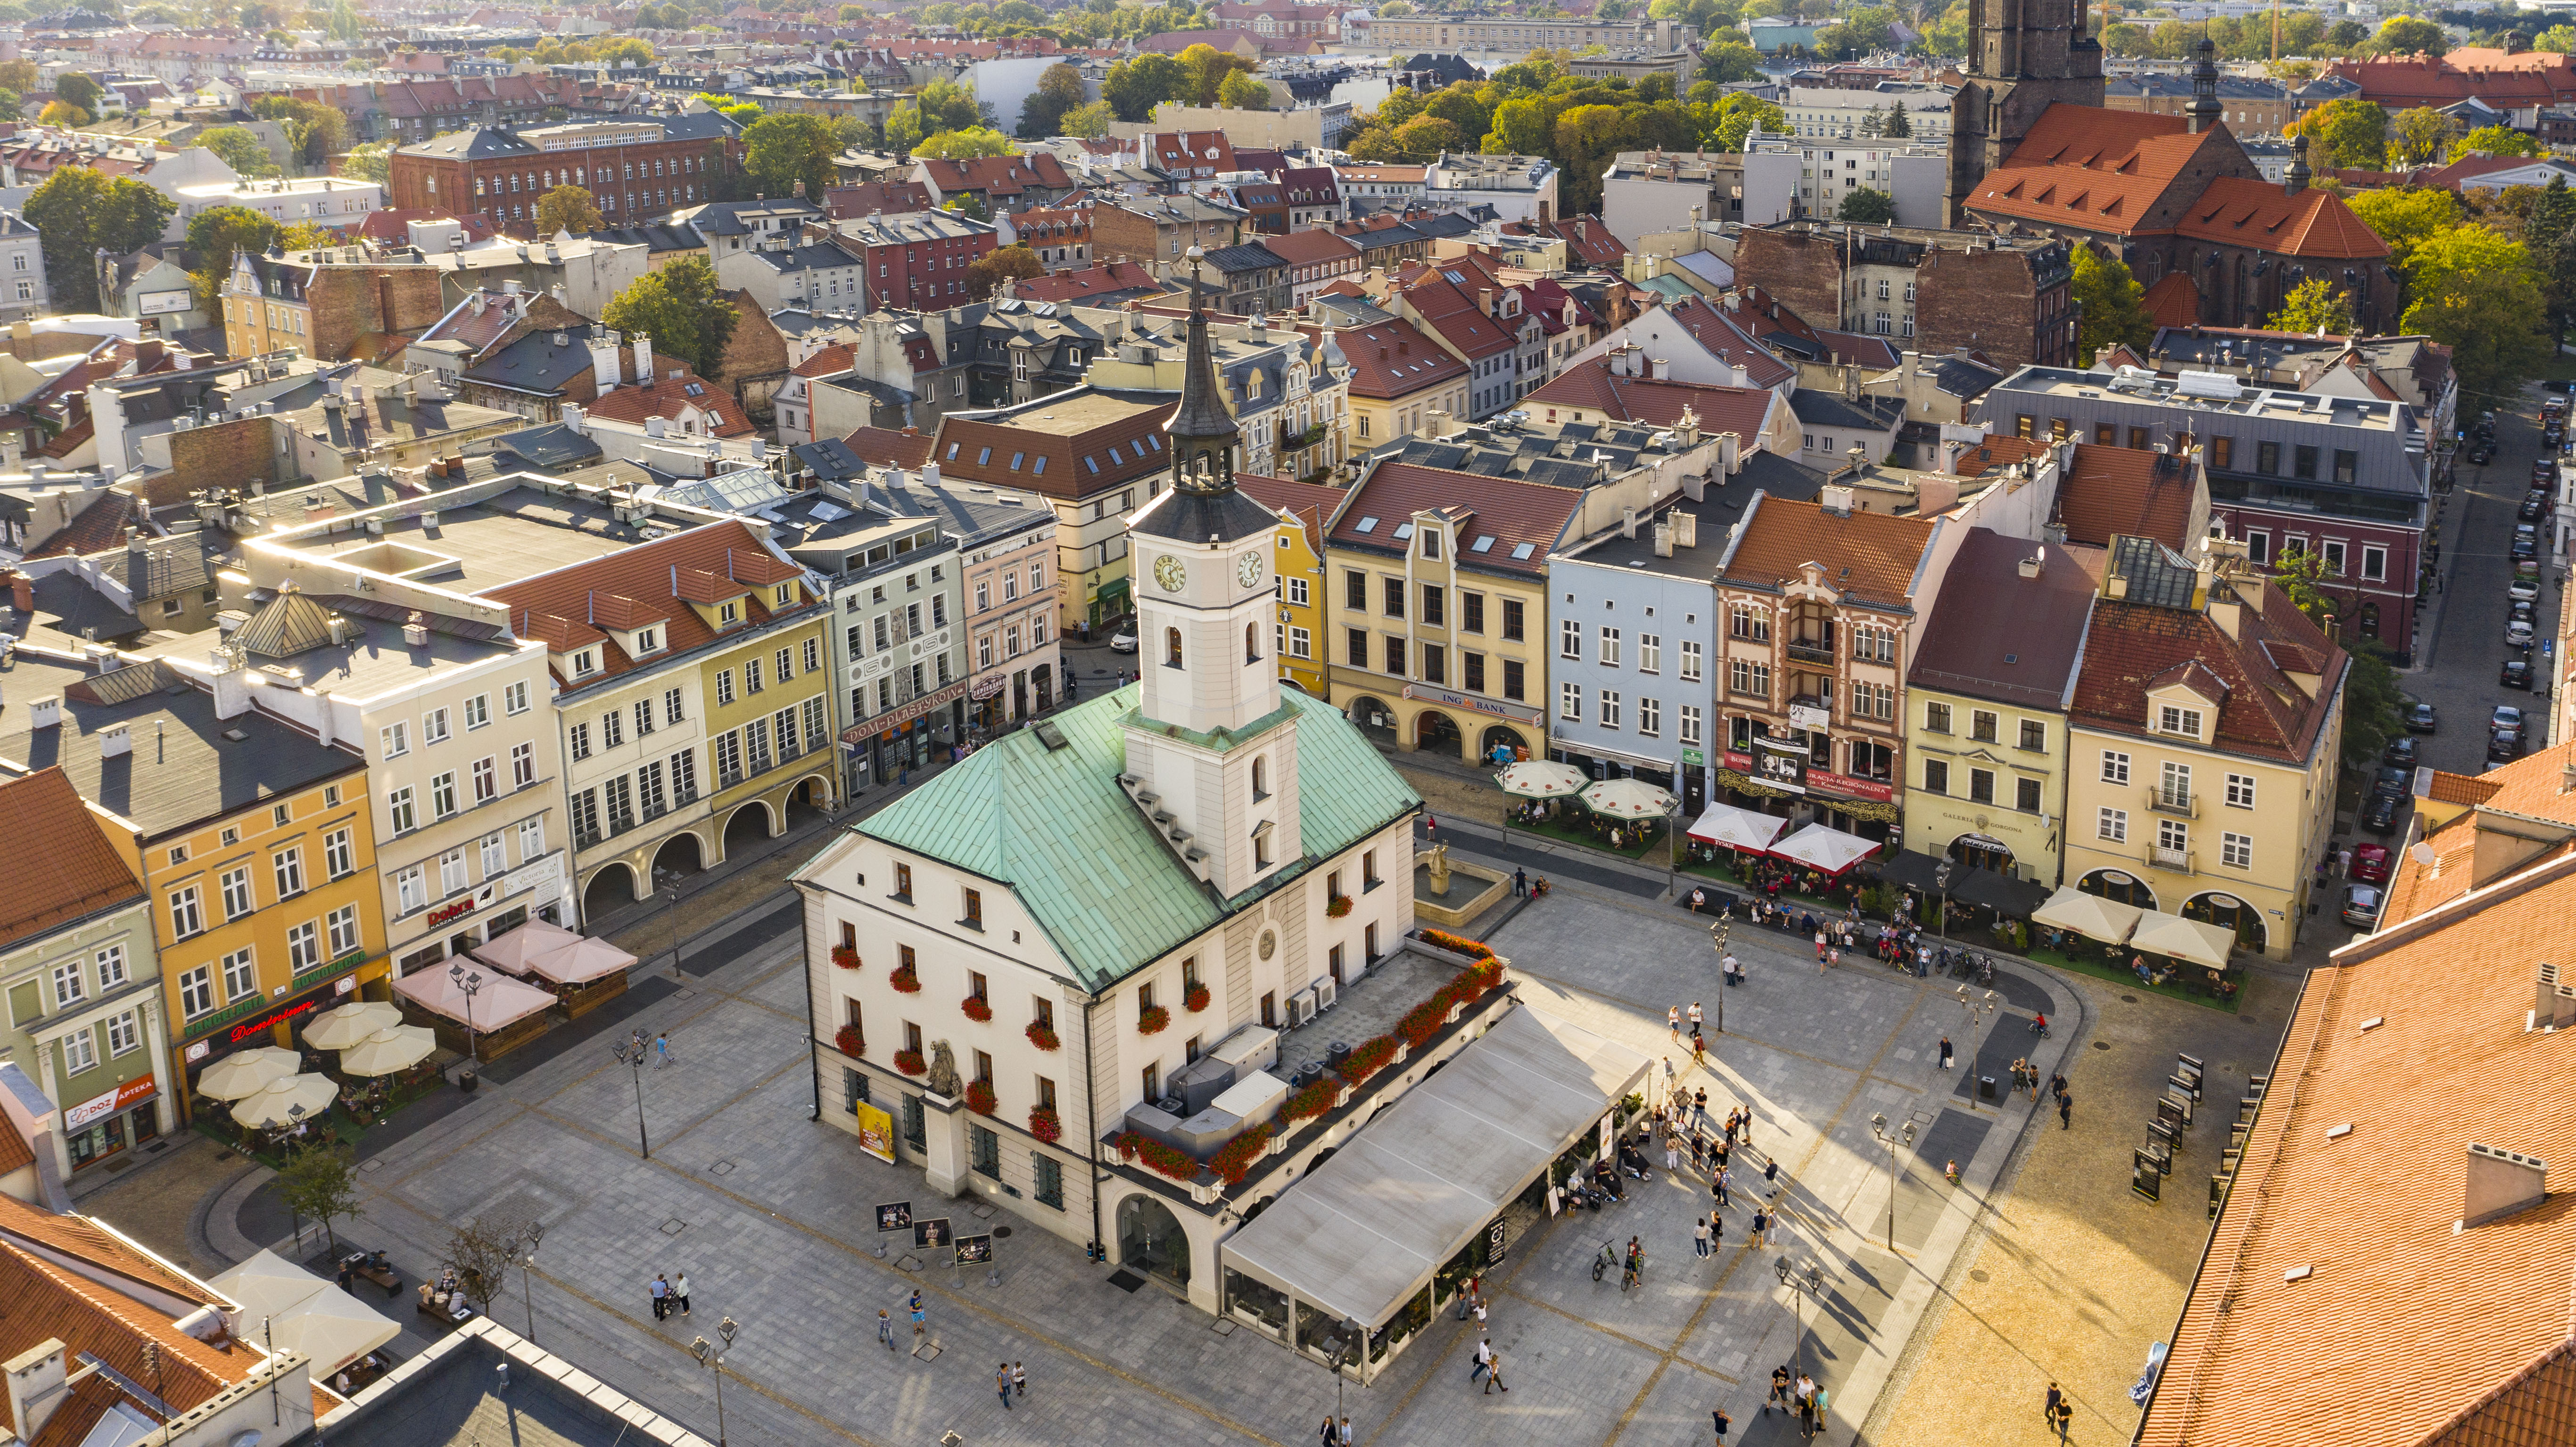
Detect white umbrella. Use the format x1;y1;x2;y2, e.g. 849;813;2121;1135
1768;821;1879;875
1581;777;1676;818
232;1073;340;1129
2130;911;2236;969
301;1000;403;1052
196;1046;302;1102
1498;760;1585;798
2031;887;2144;946
338;1026;438;1078
1687;801;1788;853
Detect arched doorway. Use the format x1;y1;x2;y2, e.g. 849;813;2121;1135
1414;708;1463;758
1346;695;1397;748
2078;868;2158;911
651;832;703;886
1116;1192;1190;1290
1031;663;1053;711
1478;725;1529;767
2183;891;2267;954
722;802;774;859
1946;832;2014;876
582;862;636;922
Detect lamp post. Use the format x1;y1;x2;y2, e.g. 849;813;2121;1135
661;881;684;978
611;1030;652;1159
517;1222;546;1343
1707;921;1730;1038
448;962;484;1064
1956;985;1998;1112
688;1315;739;1447
1868;1112;1916;1252
1327;1315;1365;1430
1773;1255;1823;1385
1932;861;1953;949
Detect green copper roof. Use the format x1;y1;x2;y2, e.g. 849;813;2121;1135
858;684;1420;992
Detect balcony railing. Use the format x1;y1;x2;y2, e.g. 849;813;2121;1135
2148;787;2197;819
717;769;746;791
574;829;603;850
1785;639;1835;665
2149;844;2192;872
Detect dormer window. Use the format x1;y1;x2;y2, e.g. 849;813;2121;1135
1421;529;1442;560
2160;705;2203;739
719;600;741;626
773;583;793;606
572;649;598;676
633;627;660;655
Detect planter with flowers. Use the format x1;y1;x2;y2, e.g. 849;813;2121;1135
890;965;922;994
1339;1035;1399;1085
1114;1131;1200;1182
894;1048;926;1077
962;995;993;1022
1184;983;1210;1014
831;945;860;970
1137;1004;1171;1036
1025;1021;1061;1052
833;1024;865;1057
1325;895;1353;919
1282;1075;1342;1122
965;1080;997;1115
1028;1106;1063;1143
1209;1123;1273;1185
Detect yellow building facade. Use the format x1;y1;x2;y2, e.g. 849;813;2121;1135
697;577;840;849
1238;474;1346;700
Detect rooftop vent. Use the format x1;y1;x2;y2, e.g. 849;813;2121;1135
2462;1143;2547;1228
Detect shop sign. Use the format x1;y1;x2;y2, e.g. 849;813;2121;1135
1682;748;1704;767
223;993;325;1047
1401;683;1541;725
499;855;564;900
2102;871;2135;886
1724;749;1896;804
1787;703;1830;731
1750;737;1809;793
137;290;191;315
971;671;1009;700
1486;1218;1507;1266
65;1076;156;1131
426;894;480;929
841;678;972;742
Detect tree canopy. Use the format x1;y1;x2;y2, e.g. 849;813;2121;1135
200;126;278;179
601;255;739;382
743;112;839;199
1836;187;1895;224
2265;278;2358;335
535;184;602;236
26;167;176;313
913;125;1018;160
2071;245;2148;365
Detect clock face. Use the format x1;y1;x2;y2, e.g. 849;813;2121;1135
1153;555;1188;592
1237;550;1265;589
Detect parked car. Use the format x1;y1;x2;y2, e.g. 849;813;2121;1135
2512;534;2540;561
2508;620;2537;650
1109;630;1137;654
2470;443;2496;464
2383;735;2419;768
2512;600;2539;625
2407;701;2439;732
2509;576;2542;602
2493;704;2528;733
2351;842;2393;883
2360;792;2403;834
2524;495;2551;521
2341;883;2383;929
2492;728;2526;762
2502;658;2535;690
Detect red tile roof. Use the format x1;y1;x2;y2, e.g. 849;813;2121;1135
484;520;818;694
1526;362;1775;440
1014;260;1166;304
1258;228;1362;268
1144;129;1235;176
0;1237;246;1434
917;151;1072;198
792;343;854;379
1237;472;1343;545
0;769;142;953
1719;495;1937;608
582;371;755;436
2071;575;2344;765
2141;270;2204;329
1397;273;1519;360
1332;313;1470;399
826;179;935;218
2328;48;2576;109
2173;175;2388;259
1329;462;1583;577
1661;295;1800;389
2054;443;2201;550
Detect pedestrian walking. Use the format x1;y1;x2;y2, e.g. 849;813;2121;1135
878;1309;893;1350
2059;1091;2074;1130
1471;1336;1493;1382
1687;1002;1704;1035
1340;1416;1354;1447
1749;1208;1768;1247
1945;1158;1960;1185
1688;1134;1706;1173
1669;1006;1682;1041
1471;1296;1487;1330
1828;946;1840;971
1013;1362;1026;1399
1513;867;1528;897
1693;1085;1709;1129
1715;1167;1730;1207
1815;931;1828;963
1694;1216;1710;1258
1691;1032;1708;1067
997;1363;1014;1409
1663;1054;1678;1102
1722;951;1740;987
1763;1157;1780;1194
1711;1209;1724;1246
910;1289;926;1345
1766;1365;1792;1414
2045;1382;2062;1424
1939;1035;1955;1069
654;1032;673;1067
649;1274;669;1321
2050;1072;2068;1101
672;1271;691;1317
1484;1347;1509;1394
1321;1416;1338;1445
1713;1406;1731;1444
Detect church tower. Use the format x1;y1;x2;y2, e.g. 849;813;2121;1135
1121;250;1300;899
1946;0;2106;225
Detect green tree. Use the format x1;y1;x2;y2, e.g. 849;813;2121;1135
2536;23;2576;51
1882;103;1911;138
2266;277;2357;334
275;1144;365;1253
1708;93;1785;151
1553;103;1636;214
913;125;1017;159
2386;105;2454;167
2295;98;2389;169
1924;0;1971;55
1060;99;1115;139
2347;185;2460;274
1217;68;1271;110
1175;42;1256;107
2334;646;2407;771
2458;123;2538;157
54;71;100;116
26;167;176;312
884;103;925;155
1101;52;1184;122
2370;14;2445;55
183;203;280;310
1018;61;1086;137
38;101;90;127
915;77;987;134
201;126;279;178
2401;224;2551;402
2071;244;2148;365
341;140;391;186
965;242;1045;300
1836;187;1894;223
602;255;739;381
743;111;838;198
2325;18;2369;51
535;183;601;235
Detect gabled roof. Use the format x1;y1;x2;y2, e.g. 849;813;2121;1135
916;150;1072;196
0;769;141;952
1014;260;1166;306
1966;106;2229;235
2141;269;2204;329
1329;462;1584;576
2054;443;2200;551
1332;313;1470;399
842;425;937;470
1718;495;1936;607
1526;362;1774;441
854;683;1418;990
2171;175;2388;259
1249;228;1358;268
1660;295;1801;389
583;372;756;436
1237;472;1342;544
2070;570;2345;765
483;520;816;693
1907;529;2095;710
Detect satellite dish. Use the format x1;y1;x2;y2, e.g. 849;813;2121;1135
2408;842;2437;867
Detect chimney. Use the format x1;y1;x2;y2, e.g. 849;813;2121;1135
1730;362;1750;389
1718;431;1741;476
1653;520;1674;556
563;402;587;435
208;649;250;719
1819;484;1856;516
4;1340;68;1443
98;723;131;758
2462;1143;2547;1227
634;331;654;379
2018;548;2045;579
1621;507;1639;539
1674;510;1698;548
402;611;429;647
1651;356;1670;381
26;696;58;729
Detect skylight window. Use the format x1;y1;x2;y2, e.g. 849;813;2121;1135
1392;523;1415;540
1084;456;1099;473
1471;535;1496;552
1510;543;1536;559
1354;516;1379;533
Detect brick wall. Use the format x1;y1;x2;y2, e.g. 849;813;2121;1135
1087;207;1241;270
722;288;790;423
305;266;451;359
1916;245;2056;371
1730;230;1844;332
137;416;282;508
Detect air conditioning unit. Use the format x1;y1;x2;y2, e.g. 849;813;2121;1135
1285;992;1315;1028
1312;977;1337;1012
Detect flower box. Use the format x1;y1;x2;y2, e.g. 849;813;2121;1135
1340;1035;1398;1085
1209;1123;1272;1185
893;1048;926;1077
1029;1106;1063;1143
1184;984;1210;1014
1325;896;1353;919
831;945;860;970
890;967;922;994
1114;1130;1199;1182
1416;928;1495;962
965;1080;997;1115
833;1024;865;1057
1025;1021;1061;1052
1137;1004;1171;1036
1282;1075;1342;1122
962;996;993;1022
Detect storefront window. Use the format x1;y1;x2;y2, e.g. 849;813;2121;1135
1227;1268;1289;1337
901;1092;926;1151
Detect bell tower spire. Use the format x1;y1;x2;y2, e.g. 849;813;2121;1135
1168;248;1242;497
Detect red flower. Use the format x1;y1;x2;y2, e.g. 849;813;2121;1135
1283;1076;1339;1122
831;945;860;970
1137;1004;1171;1036
1114;1131;1200;1182
1340;1036;1398;1084
1025;1021;1061;1052
1184;984;1211;1014
1209;1123;1273;1185
833;1024;865;1057
965;1080;997;1115
962;995;993;1022
1028;1106;1063;1143
893;1049;926;1077
1325;896;1353;918
890;966;922;994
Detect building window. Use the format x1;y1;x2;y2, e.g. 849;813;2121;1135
94;945;125;990
1968;768;1995;804
273;847;305;898
2159;706;2203;739
2101;750;2130;784
178;966;213;1019
1924;702;1952;733
1033;1153;1063;1208
1560;618;1581;659
2098;807;2127;843
1600;691;1621;728
1559;682;1582;720
220;947;256;1002
1924;759;1949;795
1679;640;1701;682
2225;773;2256;808
220;866;253;921
2019;720;2046;752
2016;776;2042;813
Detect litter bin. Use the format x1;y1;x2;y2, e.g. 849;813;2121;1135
1978;1075;1997;1102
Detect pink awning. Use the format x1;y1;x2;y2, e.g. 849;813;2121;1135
521;936;637;985
471;920;583;975
392;965;557;1031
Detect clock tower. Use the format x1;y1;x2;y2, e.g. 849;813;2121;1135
1122;251;1301;899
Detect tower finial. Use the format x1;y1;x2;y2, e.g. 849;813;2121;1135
1166;243;1241;497
2188;34;2221;133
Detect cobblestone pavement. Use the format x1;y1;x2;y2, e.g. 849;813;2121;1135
81;808;2082;1447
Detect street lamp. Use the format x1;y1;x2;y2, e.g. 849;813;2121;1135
1932;861;1953;950
1956;986;1998;1112
1707;921;1730;1038
516;1222;546;1343
611;1029;652;1159
688;1315;739;1447
1326;1315;1365;1431
1868;1112;1916;1253
448;963;484;1062
661;880;684;977
1773;1255;1824;1386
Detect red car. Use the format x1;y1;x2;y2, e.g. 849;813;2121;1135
2350;843;2392;884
